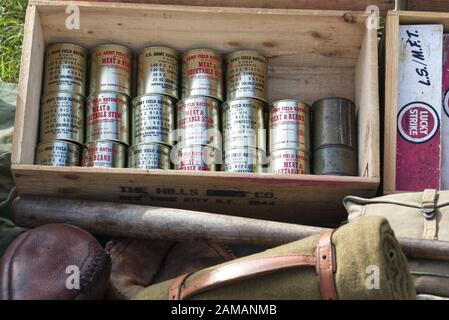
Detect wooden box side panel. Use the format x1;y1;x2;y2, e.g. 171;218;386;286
12;165;380;225
68;0;395;13
35;1;366;68
383;11;449;194
11;5;44;165
355;26;380;179
383;12;399;194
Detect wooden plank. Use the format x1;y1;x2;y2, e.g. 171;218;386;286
355;27;380;179
268;66;355;105
12;164;380;226
11;5;45;165
67;0;396;13
383;12;399;194
34;0;366;68
406;0;449;12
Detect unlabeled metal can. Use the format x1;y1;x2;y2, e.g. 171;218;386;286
269;149;310;174
176;97;220;149
223;147;266;173
137;47;179;99
173;145;220;171
313;146;357;176
35;140;80;166
43;44;87;96
82;140;126;168
128;143;171;169
181;49;224;101
90;44;132;96
222;98;266;151
86;92;130;145
40;92;84;144
226;50;268;102
269;100;310;152
131;95;175;146
312;97;356;150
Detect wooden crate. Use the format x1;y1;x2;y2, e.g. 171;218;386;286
384;10;449;194
12;0;380;226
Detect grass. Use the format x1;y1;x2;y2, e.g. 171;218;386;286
0;0;27;83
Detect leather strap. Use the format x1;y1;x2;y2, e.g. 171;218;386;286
315;229;337;300
169;255;316;300
169;273;191;300
169;230;337;300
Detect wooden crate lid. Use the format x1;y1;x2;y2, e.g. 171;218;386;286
69;0;395;13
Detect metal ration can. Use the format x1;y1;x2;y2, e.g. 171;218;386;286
313;145;357;176
128;143;171;169
173;145;220;171
269;149;310;174
86;92;130;145
222;98;266;151
35;140;80;166
131;95;175;146
39;92;85;144
82;140;126;168
176;96;220;149
43;43;87;96
90;44;132;96
137;46;179;99
312;97;356;150
269;99;310;152
223;147;266;173
226;50;268;102
181;49;224;101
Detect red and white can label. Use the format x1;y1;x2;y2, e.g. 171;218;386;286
86;93;129;145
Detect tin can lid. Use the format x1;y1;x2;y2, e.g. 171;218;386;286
86;91;131;101
181;48;222;58
41;91;85;103
176;95;220;106
222;97;266;107
225;50;267;62
92;43;133;55
129;142;172;152
311;96;355;107
46;43;88;54
84;139;129;149
131;94;176;105
271;99;309;108
138;46;179;57
37;140;81;150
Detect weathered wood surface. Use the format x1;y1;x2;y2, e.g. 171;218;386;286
67;0;395;13
12;195;449;261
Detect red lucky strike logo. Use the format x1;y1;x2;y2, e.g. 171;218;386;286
397;101;439;144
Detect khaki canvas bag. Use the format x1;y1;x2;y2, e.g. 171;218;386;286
344;189;449;241
344;189;449;298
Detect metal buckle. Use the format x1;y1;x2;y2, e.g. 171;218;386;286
421;208;436;219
